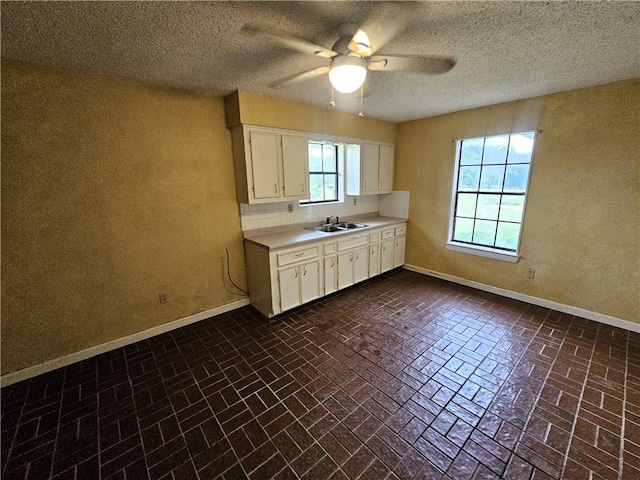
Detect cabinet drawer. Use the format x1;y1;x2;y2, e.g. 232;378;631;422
323;241;337;255
381;228;394;239
369;230;380;242
337;234;369;251
277;245;320;267
394;224;407;236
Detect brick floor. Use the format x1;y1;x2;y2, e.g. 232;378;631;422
1;269;638;479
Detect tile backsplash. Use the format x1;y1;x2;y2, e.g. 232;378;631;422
239;191;410;231
379;190;410;219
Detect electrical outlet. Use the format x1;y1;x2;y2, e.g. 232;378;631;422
353;197;357;206
159;293;168;304
288;203;293;213
526;268;536;279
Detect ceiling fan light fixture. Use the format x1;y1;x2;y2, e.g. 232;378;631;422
328;55;367;94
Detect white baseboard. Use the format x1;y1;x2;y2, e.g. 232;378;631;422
403;264;640;334
1;298;250;387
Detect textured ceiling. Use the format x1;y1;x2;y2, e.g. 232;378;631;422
2;1;639;122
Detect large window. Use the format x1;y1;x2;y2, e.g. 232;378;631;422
305;142;339;204
448;131;535;259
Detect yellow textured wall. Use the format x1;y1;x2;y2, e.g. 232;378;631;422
226;90;397;143
396;80;639;324
1;62;248;375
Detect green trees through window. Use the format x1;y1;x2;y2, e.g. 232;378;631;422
306;142;339;203
451;132;535;252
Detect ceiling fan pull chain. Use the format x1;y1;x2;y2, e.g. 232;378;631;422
329;85;336;107
358;84;364;117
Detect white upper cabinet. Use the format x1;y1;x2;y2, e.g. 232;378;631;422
378;144;394;193
361;143;380;194
230;125;309;204
248;130;280;200
281;134;309;199
346;142;395;196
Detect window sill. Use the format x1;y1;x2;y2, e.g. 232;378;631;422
299;200;343;207
446;242;519;263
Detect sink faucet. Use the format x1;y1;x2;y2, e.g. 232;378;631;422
326;216;334;225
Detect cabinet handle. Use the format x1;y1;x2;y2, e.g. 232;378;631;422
350;253;353;262
330;259;334;267
371;250;375;255
302;183;305;193
364;180;368;189
355;253;359;260
294;270;298;278
303;266;307;276
274;183;278;194
295;252;304;257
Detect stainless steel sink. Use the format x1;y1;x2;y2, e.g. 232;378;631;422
310;225;343;233
305;222;368;233
335;222;368;229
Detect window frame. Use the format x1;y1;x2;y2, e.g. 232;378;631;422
446;131;536;263
300;141;342;205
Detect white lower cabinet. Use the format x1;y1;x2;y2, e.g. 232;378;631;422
337;246;369;289
380;225;406;273
323;241;337;295
244;222;407;317
380;238;394;273
337;233;369;289
368;231;381;277
278;260;321;311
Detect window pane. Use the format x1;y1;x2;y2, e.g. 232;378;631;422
476;194;500;220
479;165;505;191
507;132;535;164
458;166;480;191
504;165;530;192
473;220;497;245
498;196;525;222
483;135;509;164
322;146;336;171
453;217;474;242
460;138;484;165
309;174;324;202
324;174;337;200
309;144;323;171
456;193;477;217
495;222;521;250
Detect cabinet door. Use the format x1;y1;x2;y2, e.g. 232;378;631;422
378;144;394;193
337;251;354;289
369;243;380;278
278;265;300;312
393;235;406;268
249;130;281;200
353;246;369;284
281;134;309;199
380;238;395;273
361;143;379;194
324;255;337;295
300;260;320;303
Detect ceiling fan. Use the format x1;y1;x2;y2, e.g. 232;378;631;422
244;6;456;96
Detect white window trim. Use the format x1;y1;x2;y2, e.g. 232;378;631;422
445;241;519;263
446;130;537;262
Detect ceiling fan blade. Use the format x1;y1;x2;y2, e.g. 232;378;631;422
348;3;412;56
243;25;336;58
269;66;330;89
369;54;456;74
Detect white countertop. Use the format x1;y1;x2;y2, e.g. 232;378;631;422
243;215;407;250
